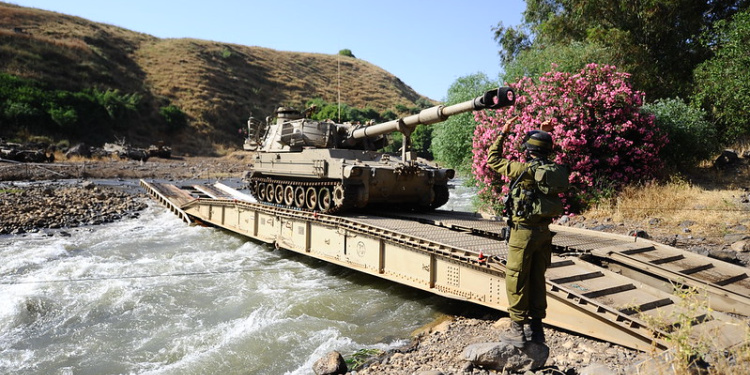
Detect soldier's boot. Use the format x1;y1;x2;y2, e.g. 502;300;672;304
528;318;545;344
499;320;526;347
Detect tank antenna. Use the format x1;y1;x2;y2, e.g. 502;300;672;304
337;53;341;122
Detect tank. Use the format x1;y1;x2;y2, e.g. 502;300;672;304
242;87;516;213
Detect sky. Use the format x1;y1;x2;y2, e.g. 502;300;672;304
10;0;526;101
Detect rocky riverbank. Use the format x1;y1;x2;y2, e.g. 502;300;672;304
348;315;651;375
0;154;251;234
0;181;148;235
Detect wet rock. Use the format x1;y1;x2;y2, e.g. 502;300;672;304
462;341;548;372
312;351;347;375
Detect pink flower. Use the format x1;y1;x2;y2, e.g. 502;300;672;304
472;63;666;213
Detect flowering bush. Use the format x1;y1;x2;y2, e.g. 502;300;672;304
473;64;668;213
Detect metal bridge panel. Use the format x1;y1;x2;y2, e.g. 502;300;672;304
344;233;382;272
309;224;345;260
142;180;750;353
382;244;432;288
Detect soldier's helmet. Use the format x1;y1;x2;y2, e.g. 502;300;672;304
523;130;554;155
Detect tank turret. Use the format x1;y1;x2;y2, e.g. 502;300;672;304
243;87;515;213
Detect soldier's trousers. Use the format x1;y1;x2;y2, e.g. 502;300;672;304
505;225;552;323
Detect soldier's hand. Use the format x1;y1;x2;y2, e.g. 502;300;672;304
502;116;519;134
540;119;554;132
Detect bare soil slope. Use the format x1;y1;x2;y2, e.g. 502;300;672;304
0;2;430;153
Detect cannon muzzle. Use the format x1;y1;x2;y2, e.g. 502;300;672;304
350;87;515;139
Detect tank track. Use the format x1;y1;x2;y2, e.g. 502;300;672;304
248;177;449;214
247;177;353;214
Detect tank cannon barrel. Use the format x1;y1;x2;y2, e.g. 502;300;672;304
350;87;515;139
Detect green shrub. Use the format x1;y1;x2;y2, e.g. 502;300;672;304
159;105;188;131
642;98;718;170
0;73;143;143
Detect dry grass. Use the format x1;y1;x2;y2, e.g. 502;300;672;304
583;156;750;238
587;179;748;237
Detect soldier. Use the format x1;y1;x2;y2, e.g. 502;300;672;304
486;117;557;347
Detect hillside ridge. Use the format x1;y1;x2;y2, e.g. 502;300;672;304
0;2;431;154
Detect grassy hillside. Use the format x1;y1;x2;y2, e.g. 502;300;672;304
0;2;430;154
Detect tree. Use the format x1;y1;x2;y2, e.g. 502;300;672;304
495;0;749;99
473;64;667;213
692;9;750;140
501;41;616;84
432;73;497;175
338;49;355;58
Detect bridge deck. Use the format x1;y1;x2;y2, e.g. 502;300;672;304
140;180;749;352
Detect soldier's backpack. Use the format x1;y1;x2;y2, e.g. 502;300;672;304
533;161;570;195
504;159;570;220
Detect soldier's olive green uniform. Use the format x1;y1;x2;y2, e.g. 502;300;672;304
486;133;552;324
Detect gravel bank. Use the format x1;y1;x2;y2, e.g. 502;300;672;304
0;181;147;235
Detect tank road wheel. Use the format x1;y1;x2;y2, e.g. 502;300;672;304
293;186;306;208
266;183;277;203
257;182;267;202
275;184;285;204
318;187;332;212
333;185;346;207
283;185;295;206
250;181;259;198
305;187;318;210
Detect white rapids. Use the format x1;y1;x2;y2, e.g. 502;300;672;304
0;179;476;375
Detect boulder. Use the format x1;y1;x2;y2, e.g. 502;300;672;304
462;341;548;372
731;240;750;252
715;149;740;169
312;351;348;375
66;143;91;158
724;233;750;243
709;249;738;263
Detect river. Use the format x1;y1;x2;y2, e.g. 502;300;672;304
0;179;477;375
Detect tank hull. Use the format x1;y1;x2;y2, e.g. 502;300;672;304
246;149;453;212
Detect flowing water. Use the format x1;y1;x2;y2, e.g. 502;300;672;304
0;179;477;375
